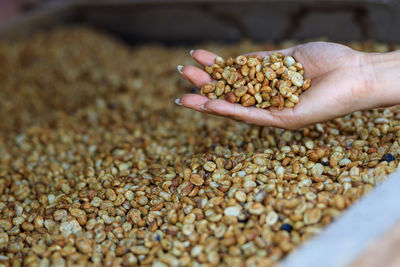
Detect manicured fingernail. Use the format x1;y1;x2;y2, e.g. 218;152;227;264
177;65;183;74
190;50;195;57
200;105;207;111
175;98;182;106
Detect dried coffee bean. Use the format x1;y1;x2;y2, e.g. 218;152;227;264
199;53;309;110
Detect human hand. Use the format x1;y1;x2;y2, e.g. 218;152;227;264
176;42;394;130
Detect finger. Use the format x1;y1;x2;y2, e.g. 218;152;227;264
203;99;286;127
180;94;211;113
180;65;213;88
191;49;218;67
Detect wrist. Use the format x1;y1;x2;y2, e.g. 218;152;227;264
359;50;400;107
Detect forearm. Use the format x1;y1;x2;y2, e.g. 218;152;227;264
362;50;400;107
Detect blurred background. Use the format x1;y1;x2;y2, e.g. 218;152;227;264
1;0;400;44
0;0;44;23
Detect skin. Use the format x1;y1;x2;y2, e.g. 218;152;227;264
176;42;400;130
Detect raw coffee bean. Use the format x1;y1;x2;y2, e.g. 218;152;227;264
199;53;309;110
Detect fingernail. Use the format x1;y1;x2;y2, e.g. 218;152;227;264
200;104;207;111
190;50;195;57
177;65;183;74
175;98;182;106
